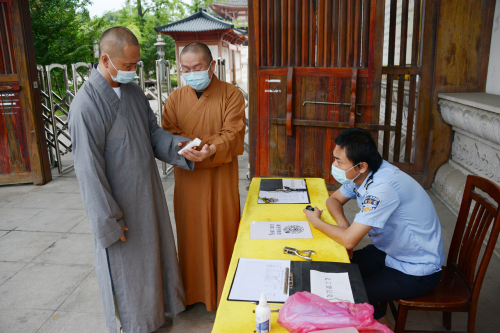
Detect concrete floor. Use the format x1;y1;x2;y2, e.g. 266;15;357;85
1;151;500;333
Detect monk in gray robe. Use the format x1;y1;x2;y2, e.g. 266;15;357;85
68;27;193;333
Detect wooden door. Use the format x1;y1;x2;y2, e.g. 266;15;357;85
249;0;384;187
0;0;51;185
249;0;496;189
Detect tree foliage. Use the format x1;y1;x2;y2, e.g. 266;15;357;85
29;0;105;66
100;0;192;77
30;0;240;78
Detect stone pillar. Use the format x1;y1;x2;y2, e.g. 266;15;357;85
154;35;166;81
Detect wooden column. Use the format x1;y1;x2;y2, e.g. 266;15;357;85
421;0;496;188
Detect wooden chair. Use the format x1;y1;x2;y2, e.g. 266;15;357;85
388;175;500;333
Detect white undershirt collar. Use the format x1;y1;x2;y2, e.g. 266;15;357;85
96;65;121;99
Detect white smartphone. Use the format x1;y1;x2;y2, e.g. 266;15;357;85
178;138;202;155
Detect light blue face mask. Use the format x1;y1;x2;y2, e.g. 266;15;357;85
331;163;360;184
182;65;213;91
106;55;137;84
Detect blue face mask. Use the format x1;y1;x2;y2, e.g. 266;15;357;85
331;163;360;184
106;55;137;84
182;65;213;91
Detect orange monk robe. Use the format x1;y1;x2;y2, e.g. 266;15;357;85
161;75;246;311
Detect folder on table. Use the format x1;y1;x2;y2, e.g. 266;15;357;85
259;179;311;204
259;179;285;191
260;178;308;191
289;261;367;303
227;258;368;304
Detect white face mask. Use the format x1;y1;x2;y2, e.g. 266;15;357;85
106;54;136;84
182;64;213;91
331;163;360;184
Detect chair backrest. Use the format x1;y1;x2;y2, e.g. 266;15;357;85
447;175;500;302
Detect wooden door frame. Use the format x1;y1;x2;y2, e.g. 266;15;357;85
0;0;51;185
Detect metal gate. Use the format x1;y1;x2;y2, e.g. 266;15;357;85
44;64;74;173
156;58;172;175
37;62;93;174
37;59;230;175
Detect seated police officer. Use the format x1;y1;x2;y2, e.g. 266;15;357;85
303;128;445;330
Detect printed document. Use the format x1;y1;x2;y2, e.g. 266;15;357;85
250;221;313;239
310;270;355;303
282;179;307;190
228;258;290;303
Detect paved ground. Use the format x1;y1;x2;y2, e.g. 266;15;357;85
1;64;499;331
1;152;499;332
0;152;249;333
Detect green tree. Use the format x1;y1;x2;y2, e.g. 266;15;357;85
30;0;229;81
30;0;112;96
102;0;188;78
29;0;101;66
185;0;213;14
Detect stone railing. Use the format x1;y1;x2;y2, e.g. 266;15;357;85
432;93;500;256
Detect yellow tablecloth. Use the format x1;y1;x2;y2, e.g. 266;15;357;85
212;178;350;332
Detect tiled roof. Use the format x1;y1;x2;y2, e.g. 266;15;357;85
155;11;234;33
233;28;248;36
212;0;248;7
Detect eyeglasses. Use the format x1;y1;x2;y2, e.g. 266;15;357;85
180;65;211;74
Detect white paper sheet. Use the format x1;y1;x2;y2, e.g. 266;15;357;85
258;190;310;204
282;179;307;190
228;259;290;303
310;270;355;303
250;221;313;239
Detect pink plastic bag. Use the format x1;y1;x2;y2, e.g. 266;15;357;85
277;292;393;333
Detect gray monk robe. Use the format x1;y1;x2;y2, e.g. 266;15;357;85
68;69;194;333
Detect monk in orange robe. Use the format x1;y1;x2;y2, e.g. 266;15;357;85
161;42;246;311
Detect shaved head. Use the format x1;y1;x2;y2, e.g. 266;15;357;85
180;42;213;64
99;27;139;58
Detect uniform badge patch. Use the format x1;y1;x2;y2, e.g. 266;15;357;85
362;195;381;212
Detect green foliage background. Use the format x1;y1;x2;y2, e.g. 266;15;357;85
30;0;99;66
29;0;226;78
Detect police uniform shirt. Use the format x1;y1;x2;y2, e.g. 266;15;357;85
340;160;446;276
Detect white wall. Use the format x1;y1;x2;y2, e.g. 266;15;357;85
486;0;500;95
241;46;248;65
222;46;230;83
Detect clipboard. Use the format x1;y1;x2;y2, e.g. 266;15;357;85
258;179;311;204
289;261;368;303
260;178;308;191
227;259;368;304
260;179;285;191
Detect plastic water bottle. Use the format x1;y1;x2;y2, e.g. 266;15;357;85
255;292;271;333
